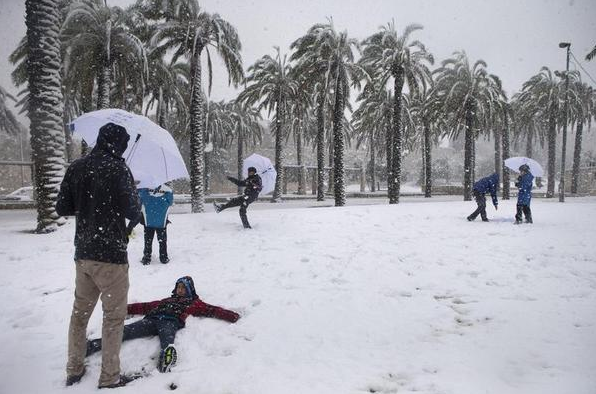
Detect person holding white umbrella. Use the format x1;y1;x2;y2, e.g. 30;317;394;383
514;164;534;224
57;123;141;388
214;167;263;229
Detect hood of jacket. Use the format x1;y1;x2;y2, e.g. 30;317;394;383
172;276;198;299
93;122;130;158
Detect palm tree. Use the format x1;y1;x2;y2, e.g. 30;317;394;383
325;30;360;206
149;0;243;212
352;82;393;193
286;102;314;195
239;48;300;202
61;0;147;110
25;0;66;232
408;87;444;197
569;80;595;194
360;21;434;204
144;57;189;128
501;101;513;200
517;67;561;198
432;51;504;200
290;22;340;202
511;94;545;159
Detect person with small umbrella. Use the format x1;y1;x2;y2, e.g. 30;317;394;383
514;164;534;224
214;167;263;229
467;173;499;222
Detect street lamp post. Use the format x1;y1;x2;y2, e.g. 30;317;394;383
558;42;570;202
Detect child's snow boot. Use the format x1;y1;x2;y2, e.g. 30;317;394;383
158;345;177;373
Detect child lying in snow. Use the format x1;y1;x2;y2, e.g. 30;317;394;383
86;276;240;373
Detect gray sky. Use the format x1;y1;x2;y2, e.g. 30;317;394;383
1;0;595;124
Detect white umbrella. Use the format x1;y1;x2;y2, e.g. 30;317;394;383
70;108;189;188
242;153;277;195
504;156;544;177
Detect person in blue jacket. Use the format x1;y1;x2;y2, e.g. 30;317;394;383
138;183;174;264
467;173;499;222
514;164;534;224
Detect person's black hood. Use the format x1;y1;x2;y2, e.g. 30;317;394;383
93;122;130;158
172;276;198;299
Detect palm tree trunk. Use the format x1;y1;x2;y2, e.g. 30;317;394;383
296;128;306;195
385;121;393;197
502;112;511;199
81;77;94;113
189;48;205;212
390;69;405;204
471;131;476;186
463;103;474;201
272;96;285;202
327;137;334;194
26;0;66;232
97;63;110;109
571;120;583;194
332;78;345;206
525;129;533;158
546;106;557;198
79;77;94;156
237;128;244;195
494;128;502;184
62;114;74;162
121;73;127;111
316;93;325;201
157;87;167;128
370;129;376;192
424;121;432;198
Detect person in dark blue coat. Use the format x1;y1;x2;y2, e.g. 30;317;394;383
514;164;534;224
467;173;499;222
138;184;174;264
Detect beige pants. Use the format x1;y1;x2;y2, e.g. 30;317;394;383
67;259;129;387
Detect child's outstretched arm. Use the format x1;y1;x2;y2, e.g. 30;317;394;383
186;300;240;323
127;300;161;315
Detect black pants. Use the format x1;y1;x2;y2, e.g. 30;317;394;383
87;316;182;356
220;195;256;228
468;191;488;221
144;227;168;260
515;204;532;223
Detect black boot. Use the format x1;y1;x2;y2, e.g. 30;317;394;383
158;345;177;373
213;202;222;213
66;366;86;386
98;374;142;389
86;339;102;356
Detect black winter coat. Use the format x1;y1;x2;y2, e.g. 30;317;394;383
227;174;263;200
56;125;141;265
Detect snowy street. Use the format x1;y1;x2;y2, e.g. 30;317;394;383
1;197;595;394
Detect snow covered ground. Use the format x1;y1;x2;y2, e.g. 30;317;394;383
1;197;595;394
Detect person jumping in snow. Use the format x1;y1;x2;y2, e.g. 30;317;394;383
514;164;534;224
86;276;240;373
214;167;263;229
467;173;499;222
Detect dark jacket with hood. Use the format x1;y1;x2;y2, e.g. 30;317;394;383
516;172;534;205
56;123;141;265
227;174;263;200
473;173;500;206
127;276;240;326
